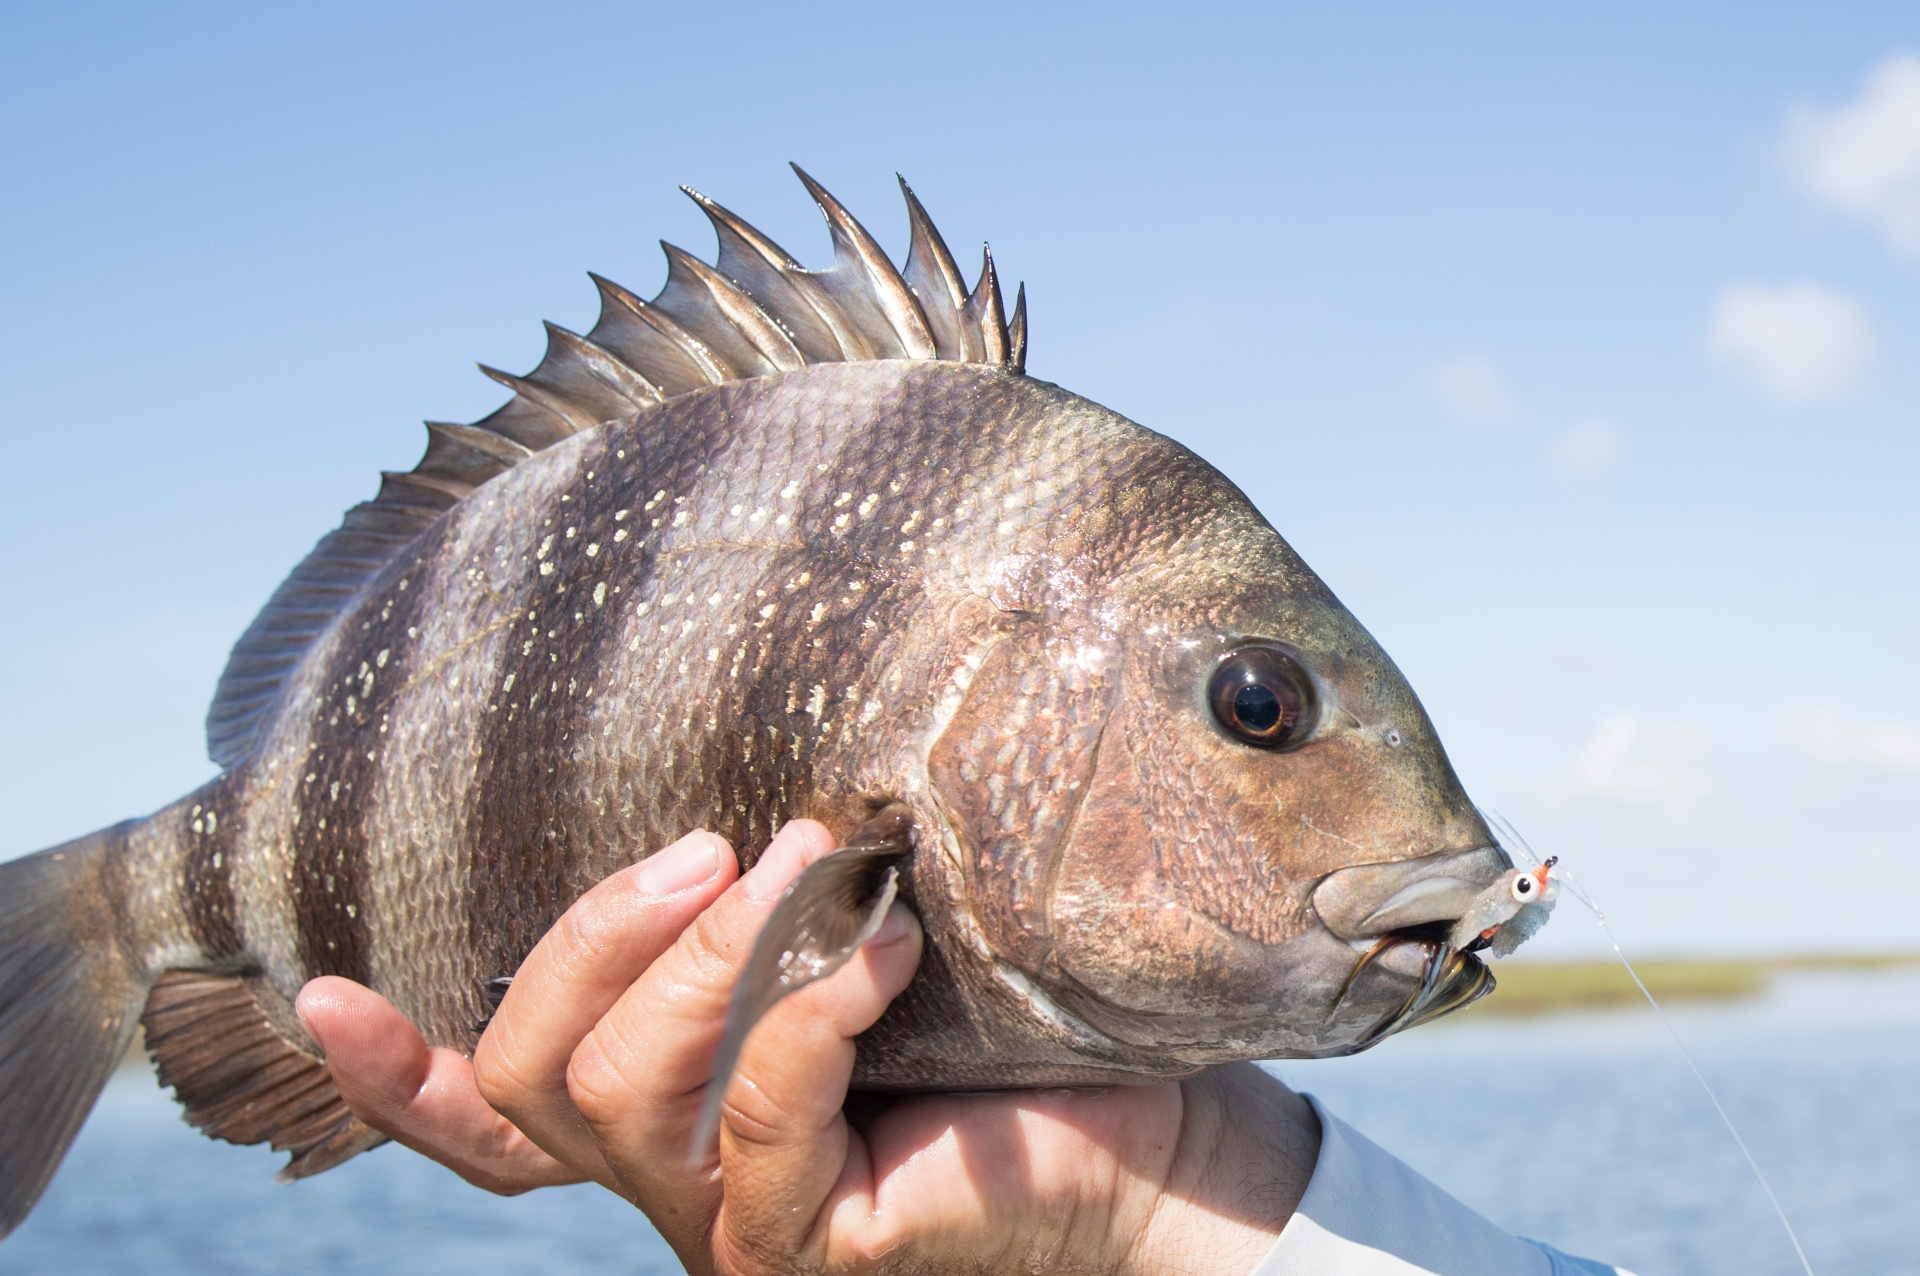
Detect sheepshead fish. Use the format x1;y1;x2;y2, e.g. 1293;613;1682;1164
0;167;1531;1236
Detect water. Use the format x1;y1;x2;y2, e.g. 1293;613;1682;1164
9;967;1916;1275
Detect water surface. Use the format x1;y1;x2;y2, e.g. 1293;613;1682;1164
11;967;1914;1274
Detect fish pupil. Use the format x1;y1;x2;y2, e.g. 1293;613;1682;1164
1206;645;1316;749
1234;685;1282;731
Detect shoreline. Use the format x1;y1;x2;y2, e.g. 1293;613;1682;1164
1460;951;1920;1017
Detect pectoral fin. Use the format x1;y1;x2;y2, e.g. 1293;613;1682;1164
689;811;914;1160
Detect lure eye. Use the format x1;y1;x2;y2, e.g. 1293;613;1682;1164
1207;647;1317;749
1510;873;1537;904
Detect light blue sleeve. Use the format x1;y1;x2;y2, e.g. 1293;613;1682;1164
1246;1094;1637;1276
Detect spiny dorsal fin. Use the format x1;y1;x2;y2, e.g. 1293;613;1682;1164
206;169;1026;767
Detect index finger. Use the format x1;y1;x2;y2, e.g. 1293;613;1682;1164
472;828;735;1182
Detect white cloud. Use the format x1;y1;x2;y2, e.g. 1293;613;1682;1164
1550;418;1625;477
1427;355;1519;426
1707;282;1872;402
1782;52;1920;258
1781;702;1920;773
1567;712;1715;815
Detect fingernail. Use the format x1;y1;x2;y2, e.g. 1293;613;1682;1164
741;840;804;901
637;835;721;896
867;902;914;948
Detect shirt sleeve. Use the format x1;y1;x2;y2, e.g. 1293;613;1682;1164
1246;1094;1637;1276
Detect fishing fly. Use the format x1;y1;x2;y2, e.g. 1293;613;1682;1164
1485;812;1817;1276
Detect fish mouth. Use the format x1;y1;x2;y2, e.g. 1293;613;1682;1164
1307;845;1508;1049
1323;920;1495;1052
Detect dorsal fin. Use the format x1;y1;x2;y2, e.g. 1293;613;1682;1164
205;170;1028;767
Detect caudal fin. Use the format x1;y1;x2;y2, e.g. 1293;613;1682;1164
0;826;146;1239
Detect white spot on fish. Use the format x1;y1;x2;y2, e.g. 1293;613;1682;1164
809;602;828;624
708;592;723;607
759;603;777;618
672;510;690;528
857;494;878;518
780;479;799;499
613;528;628;542
566;526;577;538
593;582;607;606
539;561;555;576
586;542;600;557
833;513;850;530
806;684;827;721
537;535;555;559
834;492;853;507
376;648;390;668
614;509;629;521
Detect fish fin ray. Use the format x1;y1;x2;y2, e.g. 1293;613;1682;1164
689;811;915;1160
789;164;937;360
142;970;387;1179
899;175;971;361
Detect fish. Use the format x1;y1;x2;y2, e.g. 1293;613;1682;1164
0;166;1541;1237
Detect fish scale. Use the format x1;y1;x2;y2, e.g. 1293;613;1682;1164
0;170;1526;1238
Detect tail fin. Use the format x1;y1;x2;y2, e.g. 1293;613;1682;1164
0;825;146;1239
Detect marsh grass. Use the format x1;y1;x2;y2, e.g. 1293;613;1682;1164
1464;952;1920;1017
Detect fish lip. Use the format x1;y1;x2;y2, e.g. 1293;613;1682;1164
1311;844;1511;943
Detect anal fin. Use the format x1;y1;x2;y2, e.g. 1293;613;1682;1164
689;809;915;1159
141;970;387;1180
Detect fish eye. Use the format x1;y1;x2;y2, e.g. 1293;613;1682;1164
1207;647;1317;749
1510;874;1536;903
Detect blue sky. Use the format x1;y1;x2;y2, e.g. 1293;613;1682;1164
3;2;1915;957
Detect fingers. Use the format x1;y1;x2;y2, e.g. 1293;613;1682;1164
296;976;583;1194
473;829;735;1183
559;818;920;1254
559;818;839;1185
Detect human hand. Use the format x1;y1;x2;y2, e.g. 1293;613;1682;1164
298;821;1321;1274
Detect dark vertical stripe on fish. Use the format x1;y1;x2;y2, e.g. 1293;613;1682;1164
464;428;680;979
461;447;622;975
179;771;247;962
289;522;449;984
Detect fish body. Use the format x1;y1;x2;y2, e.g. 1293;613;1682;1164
0;171;1532;1235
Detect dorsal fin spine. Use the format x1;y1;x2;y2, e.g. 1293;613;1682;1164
656;243;806;375
790;164;937;360
681;186;848;364
1009;284;1028;374
539;323;666;408
477;365;600;435
899;175;971;362
585;273;732;387
962;245;1010;366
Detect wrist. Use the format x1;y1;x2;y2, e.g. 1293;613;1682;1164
1123;1065;1320;1276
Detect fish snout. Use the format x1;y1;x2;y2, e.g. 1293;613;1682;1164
1311;845;1513;943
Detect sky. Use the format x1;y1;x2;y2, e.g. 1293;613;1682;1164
2;2;1916;959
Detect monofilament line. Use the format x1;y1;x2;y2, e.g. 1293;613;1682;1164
1487;813;1816;1276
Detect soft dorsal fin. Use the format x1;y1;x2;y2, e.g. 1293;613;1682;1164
205;169;1027;767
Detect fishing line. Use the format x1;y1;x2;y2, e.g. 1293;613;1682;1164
1486;812;1816;1276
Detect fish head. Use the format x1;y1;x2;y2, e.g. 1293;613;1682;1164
930;436;1517;1065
